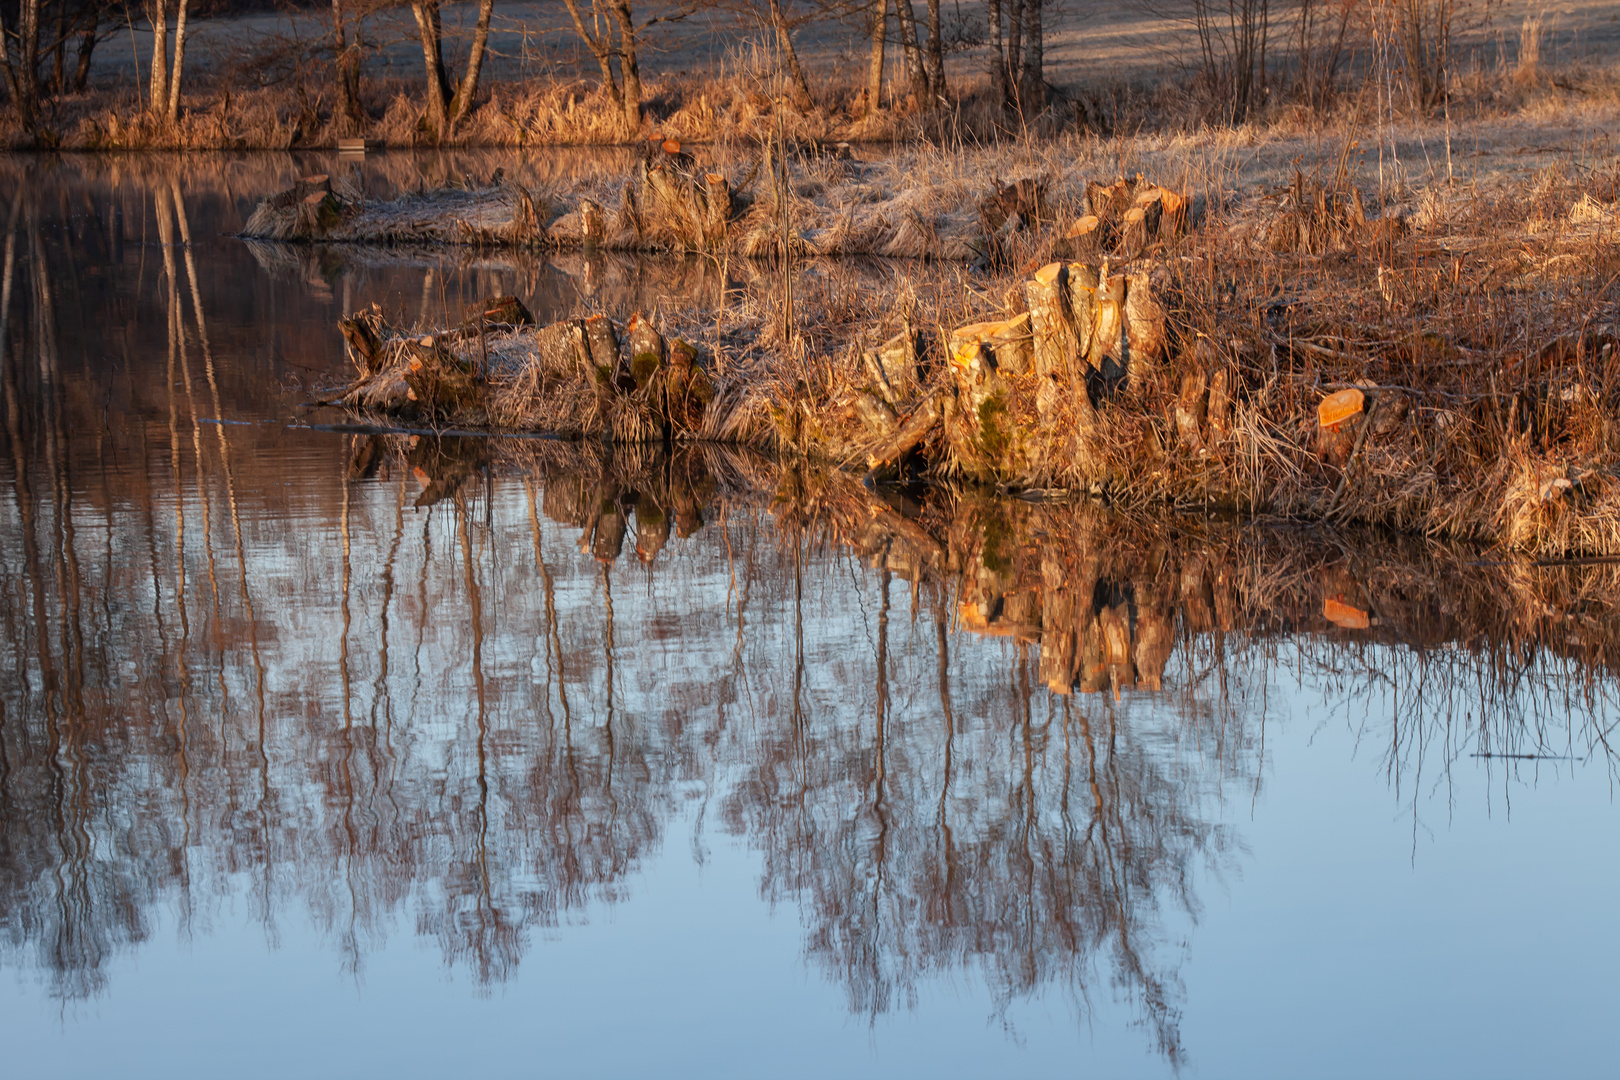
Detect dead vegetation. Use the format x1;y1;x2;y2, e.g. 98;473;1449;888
321;141;1620;558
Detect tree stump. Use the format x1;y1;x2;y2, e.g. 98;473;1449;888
1123;270;1168;391
1025;262;1077;379
862;327;921;405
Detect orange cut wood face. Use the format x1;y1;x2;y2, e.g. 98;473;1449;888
957;600;989;629
1323;597;1370;629
662;139;682;154
1318;387;1366;429
1034;261;1064;286
1066;215;1100;238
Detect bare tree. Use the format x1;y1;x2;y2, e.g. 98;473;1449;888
0;0;42;132
765;0;815;109
331;0;365;132
923;0;944;99
146;0;168;117
448;0;496;126
1183;0;1271;120
606;0;644;129
408;0;494;138
894;0;929;103
167;0;189;119
987;0;1008;103
1017;0;1042;108
561;0;627;113
562;1;693;132
865;0;886;114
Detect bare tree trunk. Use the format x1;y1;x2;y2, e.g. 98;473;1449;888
608;0;642;130
988;0;1008;105
866;0;886;114
166;0;189;121
894;0;929;105
72;24;96;92
1006;0;1022;96
0;0;41;129
1018;0;1043;109
767;0;814;110
51;3;65;93
924;0;944;101
147;0;168;118
447;0;496;128
332;0;363;130
410;0;451;136
561;0;623;110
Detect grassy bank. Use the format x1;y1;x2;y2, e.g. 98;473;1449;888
314;123;1620;557
7;43;1620;153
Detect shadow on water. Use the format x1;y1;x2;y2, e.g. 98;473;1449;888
2;154;1619;1068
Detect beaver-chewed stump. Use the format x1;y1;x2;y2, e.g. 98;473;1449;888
335;298;714;441
327;243;1620;558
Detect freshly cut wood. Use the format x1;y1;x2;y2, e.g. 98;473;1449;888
1158;188;1188;235
1318;387;1365;429
1087;274;1126;374
983;313;1033;375
1066;215;1100;240
402;344;480;417
1025;263;1076;379
1119;205;1150;257
948;321;998;371
293;174;331;200
1064;262;1101;368
1206;364;1233;441
1315;388;1365;466
1123;270;1167;390
1323;597;1370;629
949;315;1033;375
296;190;343;236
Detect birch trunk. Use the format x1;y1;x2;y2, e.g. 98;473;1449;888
147;0;168;118
924;0;945;101
167;0;189;121
895;0;929;104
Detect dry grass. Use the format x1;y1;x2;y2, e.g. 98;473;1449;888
321;130;1620;557
12;34;1620;152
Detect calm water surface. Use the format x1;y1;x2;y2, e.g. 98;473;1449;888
1;155;1617;1079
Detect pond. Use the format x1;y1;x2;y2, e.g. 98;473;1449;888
1;153;1617;1080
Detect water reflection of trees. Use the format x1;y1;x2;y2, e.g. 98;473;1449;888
5;171;1620;1067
